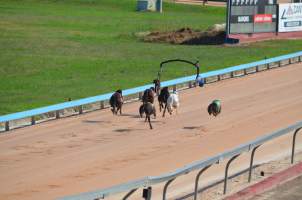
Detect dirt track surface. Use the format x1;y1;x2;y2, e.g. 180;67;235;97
0;63;302;200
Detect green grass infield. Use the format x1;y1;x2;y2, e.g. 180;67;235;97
0;0;301;115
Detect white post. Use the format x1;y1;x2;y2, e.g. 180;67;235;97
160;0;162;13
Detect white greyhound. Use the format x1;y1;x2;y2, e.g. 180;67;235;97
167;91;180;114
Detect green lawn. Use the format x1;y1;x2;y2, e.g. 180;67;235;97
0;0;301;115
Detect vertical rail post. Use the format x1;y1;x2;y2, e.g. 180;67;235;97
188;81;193;88
56;110;60;119
139;92;143;100
31;116;36;125
122;188;138;200
217;75;221;81
256;65;259;72
299;56;301;62
100;101;105;109
173;85;177;92
5;121;9;131
194;165;212;200
163;178;175;200
248;145;261;182
224;154;240;194
291;128;302;164
79;106;83;114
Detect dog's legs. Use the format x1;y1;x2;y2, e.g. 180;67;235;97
153;107;156;119
163;103;167;117
148;116;153;129
167;105;172;115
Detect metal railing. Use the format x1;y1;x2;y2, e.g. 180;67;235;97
0;51;301;132
58;121;302;200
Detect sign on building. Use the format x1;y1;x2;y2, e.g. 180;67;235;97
279;3;302;32
137;0;162;12
227;0;277;34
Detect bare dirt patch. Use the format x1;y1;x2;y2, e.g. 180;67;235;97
142;26;226;45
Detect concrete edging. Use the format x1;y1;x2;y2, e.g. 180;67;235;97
224;161;302;200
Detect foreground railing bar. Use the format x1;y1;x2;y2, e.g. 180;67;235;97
250;121;302;148
162;178;176;200
59;178;147;200
223;154;240;194
122;188;138;200
194;165;212;200
291;128;302;164
248;145;261;183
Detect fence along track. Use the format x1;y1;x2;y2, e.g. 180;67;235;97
58;121;302;200
0;51;301;132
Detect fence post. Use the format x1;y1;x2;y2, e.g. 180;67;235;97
31;116;36;125
173;85;177;92
5;121;9;131
56;110;60;119
256;65;259;72
188;81;193;88
194;165;212;200
289;58;292;64
139;92;143;100
248;145;261;182
78;106;83;114
244;69;247;75
224;154;240;194
299;56;302;62
163;178;175;200
100;101;105;109
231;72;234;78
122;188;138;200
291;128;302;164
217;75;221;81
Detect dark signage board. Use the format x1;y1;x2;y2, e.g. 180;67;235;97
227;0;277;34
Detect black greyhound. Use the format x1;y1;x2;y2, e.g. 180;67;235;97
158;87;170;117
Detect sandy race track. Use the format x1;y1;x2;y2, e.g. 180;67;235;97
0;63;302;200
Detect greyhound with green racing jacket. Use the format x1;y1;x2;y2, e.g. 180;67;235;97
208;99;221;117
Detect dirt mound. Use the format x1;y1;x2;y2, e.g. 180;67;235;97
143;26;226;45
